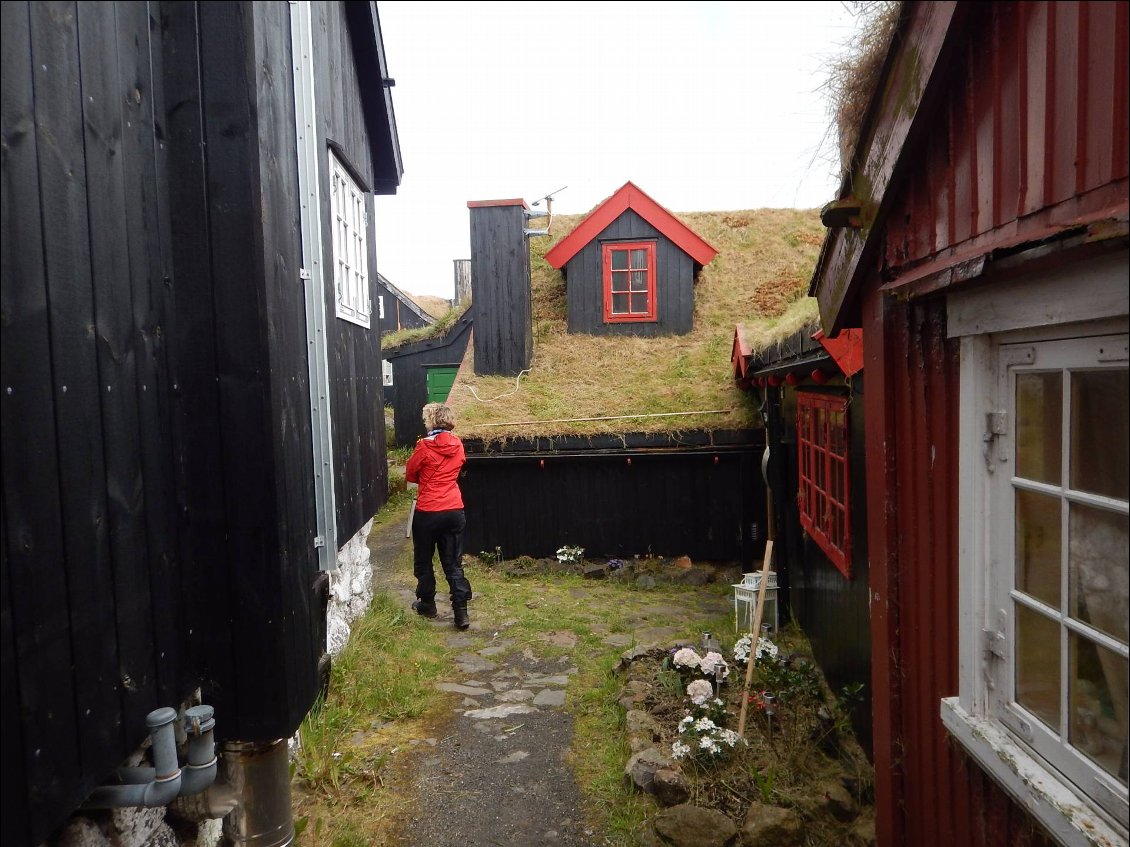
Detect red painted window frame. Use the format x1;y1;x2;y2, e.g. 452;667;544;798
796;392;852;578
602;241;656;323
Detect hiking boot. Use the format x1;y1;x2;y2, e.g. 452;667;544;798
412;599;438;618
453;603;470;630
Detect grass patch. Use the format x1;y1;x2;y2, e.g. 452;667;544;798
291;587;456;844
447;208;825;438
382;300;470;351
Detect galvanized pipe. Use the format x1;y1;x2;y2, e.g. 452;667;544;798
221;739;295;847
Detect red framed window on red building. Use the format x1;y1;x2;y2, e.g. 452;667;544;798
796;392;852;577
602;241;656;322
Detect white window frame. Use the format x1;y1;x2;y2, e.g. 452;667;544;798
942;249;1129;847
329;151;371;329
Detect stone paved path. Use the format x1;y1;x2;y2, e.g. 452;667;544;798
366;499;733;847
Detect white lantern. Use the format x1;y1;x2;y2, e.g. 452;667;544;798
732;571;778;633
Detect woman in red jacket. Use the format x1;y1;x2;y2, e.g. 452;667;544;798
405;403;472;629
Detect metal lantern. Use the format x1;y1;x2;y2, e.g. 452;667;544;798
732;571;779;633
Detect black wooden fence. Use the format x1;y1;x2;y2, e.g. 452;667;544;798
459;430;766;566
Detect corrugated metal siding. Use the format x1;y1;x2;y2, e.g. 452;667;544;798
886;0;1129;273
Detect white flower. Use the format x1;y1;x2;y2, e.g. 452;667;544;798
713;698;724;707
756;636;779;659
671;741;691;759
719;729;742;747
672;647;702;671
699;737;721;754
733;634;752;664
693;717;717;732
700;651;730;679
686;679;714;705
678;715;694;730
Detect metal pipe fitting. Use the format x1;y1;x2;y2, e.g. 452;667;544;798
222;739;296;847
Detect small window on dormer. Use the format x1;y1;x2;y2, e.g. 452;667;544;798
603;241;656;322
330;151;371;329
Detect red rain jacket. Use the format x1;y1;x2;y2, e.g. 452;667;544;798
405;430;466;512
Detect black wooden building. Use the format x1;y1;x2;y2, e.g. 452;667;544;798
461;431;765;567
732;323;872;754
468;199;534;375
0;2;401;843
373;270;435;336
384;305;474;444
544;181;717;336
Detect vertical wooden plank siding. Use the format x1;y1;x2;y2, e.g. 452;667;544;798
866;291;1057;846
883;0;1130;275
565;209;695;336
250;0;321;732
779;380;874;755
469;203;534;375
461;439;763;563
73;0;144;765
161;0;234;725
314;0;385;548
1;3;83;834
116;0;182;717
861;291;903;847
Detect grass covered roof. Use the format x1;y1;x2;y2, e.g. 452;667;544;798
446;207;826;439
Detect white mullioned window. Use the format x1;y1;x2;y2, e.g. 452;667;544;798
329;151;371;328
942;250;1129;846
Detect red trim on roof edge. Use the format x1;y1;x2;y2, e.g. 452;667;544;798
813;328;864;377
543;181;718;269
467;198;530;209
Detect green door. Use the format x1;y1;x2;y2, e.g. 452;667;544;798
425;365;458;404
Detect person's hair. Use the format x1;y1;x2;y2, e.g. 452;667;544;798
422;403;456;432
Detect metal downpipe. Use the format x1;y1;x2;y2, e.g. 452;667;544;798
221;739;295;847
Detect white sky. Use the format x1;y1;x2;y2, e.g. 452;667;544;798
373;0;862;300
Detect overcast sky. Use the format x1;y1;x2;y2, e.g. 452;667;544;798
372;0;863;300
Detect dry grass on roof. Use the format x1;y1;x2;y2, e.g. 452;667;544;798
406;292;452;320
382;300;469;351
826;1;903;177
447;208;826;439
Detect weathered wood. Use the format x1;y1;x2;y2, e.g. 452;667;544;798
2;4;81;838
469;203;532;375
461;438;764;564
565;209;694;336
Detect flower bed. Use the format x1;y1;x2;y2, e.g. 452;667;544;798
618;627;875;847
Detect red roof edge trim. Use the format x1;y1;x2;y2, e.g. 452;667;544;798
544;181;718;269
467;198;530;209
813;328;864;377
731;325;753;385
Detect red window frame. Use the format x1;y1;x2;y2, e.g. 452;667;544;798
602;241;656;322
796;392;852;577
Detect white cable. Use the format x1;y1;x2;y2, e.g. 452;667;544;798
462;369;531;403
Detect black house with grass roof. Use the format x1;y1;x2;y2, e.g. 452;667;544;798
440;190;832;569
544;181;717;336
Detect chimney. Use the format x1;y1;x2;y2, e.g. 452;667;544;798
467;199;532;376
452;259;471;307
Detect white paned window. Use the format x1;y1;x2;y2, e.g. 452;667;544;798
942;251;1129;846
330;152;371;328
378;294;386;320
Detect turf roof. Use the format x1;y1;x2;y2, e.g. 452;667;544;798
445;207;826;439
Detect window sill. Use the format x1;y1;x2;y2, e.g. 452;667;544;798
940;697;1127;847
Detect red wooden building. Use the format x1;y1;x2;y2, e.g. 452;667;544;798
810;2;1128;845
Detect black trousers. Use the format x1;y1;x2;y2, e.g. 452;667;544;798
412;508;472;604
